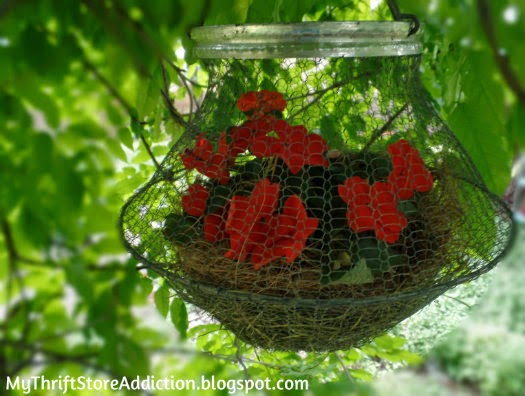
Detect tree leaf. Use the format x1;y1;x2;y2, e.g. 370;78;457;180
449;102;511;195
204;0;250;25
170;297;189;340
118;127;134;149
154;283;171;318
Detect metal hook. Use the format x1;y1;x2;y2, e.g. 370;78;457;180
386;0;420;36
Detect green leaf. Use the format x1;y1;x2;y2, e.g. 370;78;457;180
449;102;511;195
136;66;163;119
207;184;231;212
130;109;143;138
65;260;94;302
247;0;317;23
22;88;61;129
52;157;85;211
117;337;150;376
374;334;406;350
246;0;277;23
187;323;222;339
18;202;50;247
278;0;317;22
330;257;374;285
507;101;525;150
118;127;134;149
320;114;346;149
30;132;54;173
348;368;374;381
16;25;68;79
154;283;171;317
204;0;250;25
170;298;189;340
163;213;199;244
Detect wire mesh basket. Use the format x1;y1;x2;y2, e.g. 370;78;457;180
120;21;515;351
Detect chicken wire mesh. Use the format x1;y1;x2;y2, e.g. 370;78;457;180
120;22;515;351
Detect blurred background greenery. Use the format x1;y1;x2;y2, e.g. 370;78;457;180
0;0;523;395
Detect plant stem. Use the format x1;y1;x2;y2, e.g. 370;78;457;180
477;0;525;108
362;103;408;151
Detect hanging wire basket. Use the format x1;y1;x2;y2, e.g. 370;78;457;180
120;21;515;351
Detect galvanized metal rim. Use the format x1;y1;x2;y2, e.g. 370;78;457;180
191;21;422;59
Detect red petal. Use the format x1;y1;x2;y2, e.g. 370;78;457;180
181;184;209;216
204;209;227;242
226;196;250;232
388;172;414;200
237;91;287;119
347;205;374;232
388;139;411;157
284;152;305;174
237;92;258;112
181;151;197;170
194;135;213;161
376;227;402;244
370;181;396;206
249;178;281;221
338;176;371;204
411;165;434;192
229;126;252;157
218;131;228;155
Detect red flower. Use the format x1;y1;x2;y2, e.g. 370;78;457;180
228;125;253;159
369;181;407;243
204;205;228;242
237;90;287;120
250;119;329;174
338;176;375;232
225;115;279;164
338;176;371;205
181;132;231;184
338;178;407;243
251;195;319;269
387;139;433;199
224;179;280;262
223;178;319;269
181;184;209;217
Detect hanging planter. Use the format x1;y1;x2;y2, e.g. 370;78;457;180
120;21;515;351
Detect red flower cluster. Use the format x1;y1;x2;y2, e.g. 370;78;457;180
179;89;349;268
250;118;329;174
338;177;407;244
236;90;287;120
387;139;434;200
225;179;318;269
182;90;329;184
338;140;433;244
180;178;318;269
180;132;231;185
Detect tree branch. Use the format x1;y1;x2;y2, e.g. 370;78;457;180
334;352;355;383
1;218;36;377
234;337;250;379
81;56;162;170
477;0;525;107
160;61;191;129
80;57;135;116
0;0;18;21
363;103;409;151
1;218;17;263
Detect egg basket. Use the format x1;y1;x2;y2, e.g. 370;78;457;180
119;22;514;351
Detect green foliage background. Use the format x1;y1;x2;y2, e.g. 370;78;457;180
0;0;523;395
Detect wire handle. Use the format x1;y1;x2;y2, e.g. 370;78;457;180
386;0;420;36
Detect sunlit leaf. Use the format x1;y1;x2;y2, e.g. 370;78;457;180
154;283;171;317
170;297;188;340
